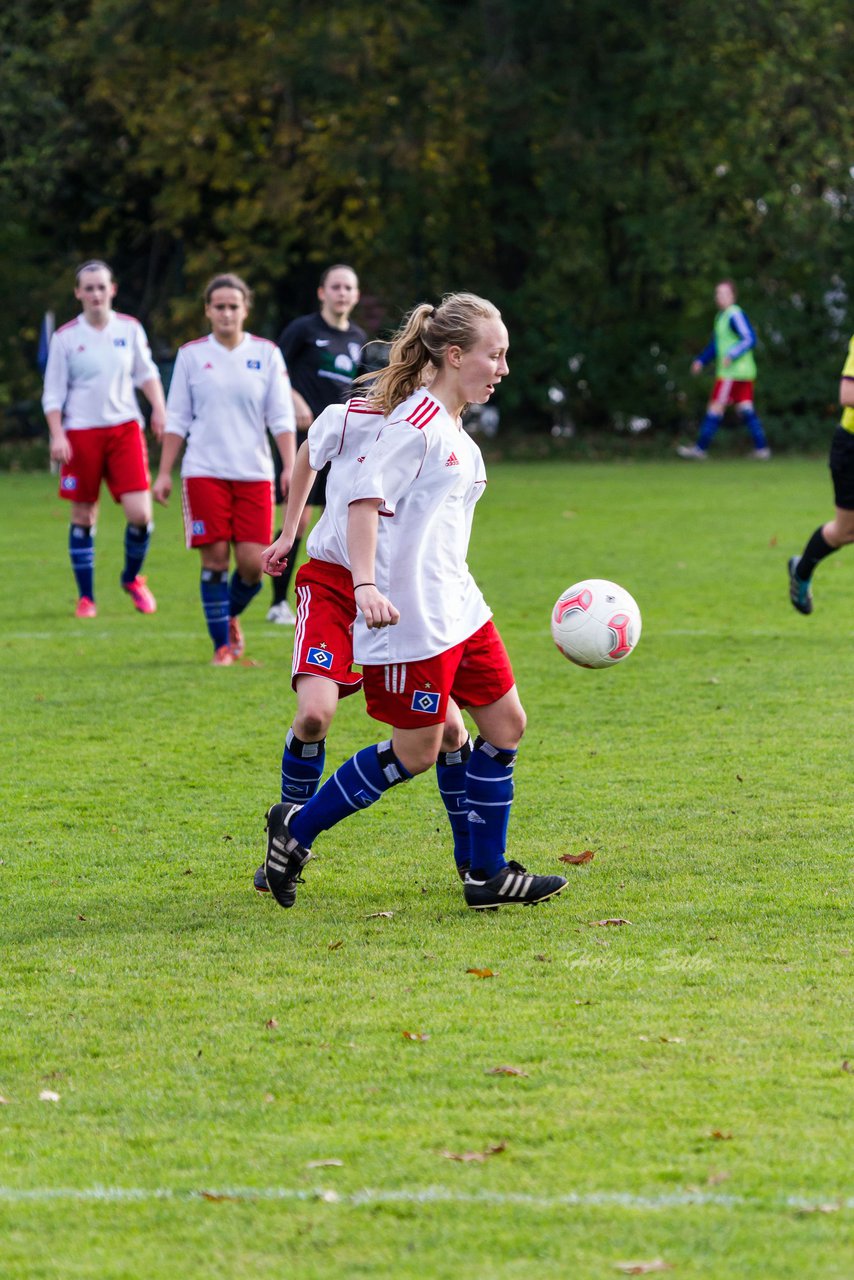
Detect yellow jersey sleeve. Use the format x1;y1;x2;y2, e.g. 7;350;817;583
841;335;854;432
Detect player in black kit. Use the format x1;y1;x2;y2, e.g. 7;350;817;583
267;265;366;623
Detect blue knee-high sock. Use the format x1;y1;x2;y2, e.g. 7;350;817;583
121;522;152;585
282;729;326;803
435;736;473;871
290;740;412;848
229;572;261;618
69;524;94;600
200;569;229;650
466;737;516;880
738;406;768;449
696;412;723;452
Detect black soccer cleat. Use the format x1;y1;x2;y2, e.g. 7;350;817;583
253;863;269;893
788;556;813;615
463;860;567;910
264;803;313;909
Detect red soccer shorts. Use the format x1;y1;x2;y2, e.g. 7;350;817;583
181;477;273;548
59;421;149;504
711;378;755;407
361;620;515;729
292;558;363;697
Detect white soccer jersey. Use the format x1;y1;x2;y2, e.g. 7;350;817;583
166;334;296;481
305;399;386;566
348;388;491;664
41;311;160;430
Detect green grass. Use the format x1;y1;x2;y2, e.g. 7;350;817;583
1;460;852;1279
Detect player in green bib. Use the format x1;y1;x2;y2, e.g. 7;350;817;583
677;280;770;460
788;334;854;614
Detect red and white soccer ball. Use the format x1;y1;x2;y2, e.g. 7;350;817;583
551;579;642;669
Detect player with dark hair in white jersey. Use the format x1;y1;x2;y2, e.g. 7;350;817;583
263;292;567;911
152;273;296;664
42;260;167;618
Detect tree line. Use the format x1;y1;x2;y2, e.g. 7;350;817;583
2;0;851;443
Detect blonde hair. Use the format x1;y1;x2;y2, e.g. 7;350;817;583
204;272;253;306
358;292;501;414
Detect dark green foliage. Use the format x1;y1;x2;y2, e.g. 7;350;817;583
2;0;852;442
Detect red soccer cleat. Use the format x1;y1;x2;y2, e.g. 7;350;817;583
123;575;157;614
228;616;245;659
75;597;97;619
211;644;235;666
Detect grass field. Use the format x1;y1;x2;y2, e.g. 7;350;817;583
1;459;852;1279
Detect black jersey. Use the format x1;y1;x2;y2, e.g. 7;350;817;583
277;312;366;418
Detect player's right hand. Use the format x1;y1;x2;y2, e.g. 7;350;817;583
354;584;400;629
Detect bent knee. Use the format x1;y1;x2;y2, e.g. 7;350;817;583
395;746;439;776
295;709;334;740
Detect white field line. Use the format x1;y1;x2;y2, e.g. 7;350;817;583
0;1186;850;1211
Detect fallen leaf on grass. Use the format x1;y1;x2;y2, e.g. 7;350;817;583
615;1262;674;1275
659;1036;685;1044
560;850;595;865
796;1202;841;1215
76;915;86;922
240;657;263;667
589;918;633;927
402;1031;430;1042
200;1190;240;1202
466;967;496;979
39;1091;60;1103
485;1065;529;1077
709;1130;733;1141
182;868;192;876
221;834;233;842
442;1142;506;1163
534;954;551;962
365;911;394;919
263;1093;275;1103
265;1019;279;1030
841;1060;853;1073
769;534;778;547
574;999;592;1006
306;1159;344;1169
328;940;344;951
706;1170;730;1187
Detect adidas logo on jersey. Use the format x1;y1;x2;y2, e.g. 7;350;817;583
203;362;214;370
445;452;460;467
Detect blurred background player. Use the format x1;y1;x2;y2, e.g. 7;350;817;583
42;260;167;618
788;333;854;615
267;264;366;624
152;273;295;664
677;279;771;461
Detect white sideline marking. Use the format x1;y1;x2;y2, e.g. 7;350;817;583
0;1186;850;1211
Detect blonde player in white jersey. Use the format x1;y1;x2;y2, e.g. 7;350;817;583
152;274;296;665
253;397;473;894
264;293;567;912
42;260;167;618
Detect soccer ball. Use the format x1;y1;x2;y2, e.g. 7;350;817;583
551;579;642;669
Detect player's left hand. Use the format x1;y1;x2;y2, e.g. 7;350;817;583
261;538;292;576
149;408;166;441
